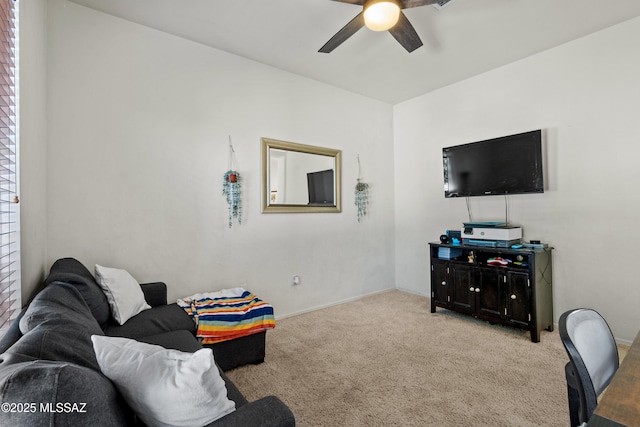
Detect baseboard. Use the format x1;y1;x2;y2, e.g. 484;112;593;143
397;288;635;346
275;288;395;321
275;288;640;346
274;287;640;349
394;286;429;298
616;338;633;347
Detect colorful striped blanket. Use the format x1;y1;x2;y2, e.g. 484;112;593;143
177;288;275;345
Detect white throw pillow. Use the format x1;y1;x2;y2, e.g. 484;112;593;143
94;264;151;325
91;335;235;427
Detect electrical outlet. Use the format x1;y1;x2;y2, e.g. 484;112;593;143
292;275;300;286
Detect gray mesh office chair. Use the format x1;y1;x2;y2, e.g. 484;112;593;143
559;308;619;427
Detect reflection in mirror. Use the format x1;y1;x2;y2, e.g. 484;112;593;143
269;149;334;205
262;138;341;213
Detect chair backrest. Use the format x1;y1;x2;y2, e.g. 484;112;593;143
559;308;619;423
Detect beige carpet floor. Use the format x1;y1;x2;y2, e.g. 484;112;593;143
226;290;575;426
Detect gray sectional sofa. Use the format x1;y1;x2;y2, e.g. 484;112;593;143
0;258;295;426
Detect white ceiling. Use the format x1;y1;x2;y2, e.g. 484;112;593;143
68;0;640;104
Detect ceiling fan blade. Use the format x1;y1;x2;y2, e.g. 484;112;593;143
401;0;440;9
388;11;423;52
319;12;365;53
330;0;365;4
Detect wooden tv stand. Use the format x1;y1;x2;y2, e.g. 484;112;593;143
429;243;553;343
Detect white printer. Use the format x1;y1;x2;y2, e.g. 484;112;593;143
461;222;522;248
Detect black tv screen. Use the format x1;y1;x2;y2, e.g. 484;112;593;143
307;169;334;205
443;130;544;197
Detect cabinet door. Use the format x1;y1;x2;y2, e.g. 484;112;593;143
450;264;474;313
476;268;504;319
506;272;530;327
431;261;450;307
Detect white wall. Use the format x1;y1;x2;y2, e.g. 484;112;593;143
32;0;640;342
44;0;395;317
19;0;49;301
394;16;640;343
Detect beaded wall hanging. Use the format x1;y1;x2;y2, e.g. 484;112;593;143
355;155;369;222
222;136;242;228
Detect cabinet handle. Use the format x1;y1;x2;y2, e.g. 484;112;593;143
475;288;480;293
441;281;446;286
511;294;517;300
469;287;474;292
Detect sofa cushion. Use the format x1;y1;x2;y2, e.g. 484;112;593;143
0;359;133;426
16;283;104;370
94;264;151;325
44;258;111;329
137;330;203;353
92;335;235;427
105;303;196;339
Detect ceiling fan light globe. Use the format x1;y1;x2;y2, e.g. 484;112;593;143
364;1;401;31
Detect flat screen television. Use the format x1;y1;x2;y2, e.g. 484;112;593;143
307;169;334;206
443;130;544;197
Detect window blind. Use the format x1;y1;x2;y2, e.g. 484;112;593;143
0;0;19;335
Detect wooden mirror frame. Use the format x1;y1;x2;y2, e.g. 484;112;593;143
262;137;342;213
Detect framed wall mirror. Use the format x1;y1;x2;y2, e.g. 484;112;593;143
262;137;341;213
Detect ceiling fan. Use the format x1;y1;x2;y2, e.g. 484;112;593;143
319;0;440;53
